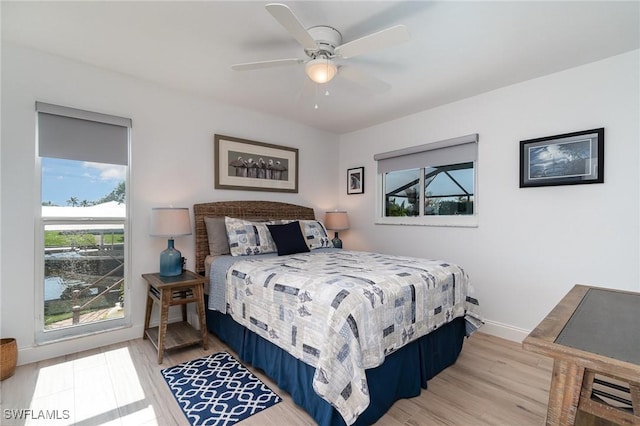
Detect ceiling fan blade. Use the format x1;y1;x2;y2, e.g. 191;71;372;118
232;58;304;71
265;3;317;51
339;66;391;93
335;25;410;59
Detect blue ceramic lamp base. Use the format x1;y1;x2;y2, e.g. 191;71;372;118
331;231;343;249
159;238;182;277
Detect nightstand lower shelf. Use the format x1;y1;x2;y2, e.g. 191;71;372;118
144;321;203;352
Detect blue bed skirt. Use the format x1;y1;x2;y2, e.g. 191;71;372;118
205;299;465;426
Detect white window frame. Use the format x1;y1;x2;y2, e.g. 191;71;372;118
375;134;479;228
35;103;132;344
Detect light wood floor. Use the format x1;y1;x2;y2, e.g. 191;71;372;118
0;331;555;426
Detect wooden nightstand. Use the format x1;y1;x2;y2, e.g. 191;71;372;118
142;270;209;363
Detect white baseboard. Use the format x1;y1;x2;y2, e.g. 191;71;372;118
479;319;530;343
17;325;145;366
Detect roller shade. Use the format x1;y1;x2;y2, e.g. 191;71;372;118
375;134;478;174
36;102;131;166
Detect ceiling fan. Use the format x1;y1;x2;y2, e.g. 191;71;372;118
231;3;410;93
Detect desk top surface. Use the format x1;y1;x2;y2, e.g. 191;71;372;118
555;288;640;365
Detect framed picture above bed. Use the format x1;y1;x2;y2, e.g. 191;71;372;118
519;128;604;188
214;134;298;193
347;166;364;194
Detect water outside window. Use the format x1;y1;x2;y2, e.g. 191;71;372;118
44;221;125;329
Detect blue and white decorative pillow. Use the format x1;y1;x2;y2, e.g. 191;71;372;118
225;217;277;256
299;220;332;249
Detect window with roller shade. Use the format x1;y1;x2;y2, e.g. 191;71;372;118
36;102;131;342
375;134;478;227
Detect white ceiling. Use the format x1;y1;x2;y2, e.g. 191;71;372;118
2;1;639;134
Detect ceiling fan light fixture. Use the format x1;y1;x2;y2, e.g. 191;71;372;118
305;58;337;84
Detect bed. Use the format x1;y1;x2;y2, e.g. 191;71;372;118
194;201;481;426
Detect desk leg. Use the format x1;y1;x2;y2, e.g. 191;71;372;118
143;294;153;339
546;359;585;426
195;284;209;350
157;289;170;364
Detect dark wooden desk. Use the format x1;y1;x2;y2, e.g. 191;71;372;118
523;285;640;426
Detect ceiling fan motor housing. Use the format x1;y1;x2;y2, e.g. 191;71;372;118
305;26;342;58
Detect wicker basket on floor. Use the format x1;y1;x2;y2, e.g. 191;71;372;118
0;338;17;380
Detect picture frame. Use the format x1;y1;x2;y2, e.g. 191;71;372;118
519;128;604;188
347;166;365;194
214;134;298;193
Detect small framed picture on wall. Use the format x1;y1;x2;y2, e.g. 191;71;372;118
347;167;364;194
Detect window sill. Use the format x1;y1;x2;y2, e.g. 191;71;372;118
375;215;478;228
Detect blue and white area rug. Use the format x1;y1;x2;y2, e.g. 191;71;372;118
161;352;282;426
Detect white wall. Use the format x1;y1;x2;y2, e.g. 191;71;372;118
2;42;638;365
338;50;640;341
1;43;340;364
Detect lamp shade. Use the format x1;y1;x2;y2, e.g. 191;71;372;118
305;58;338;84
150;207;192;237
324;211;349;231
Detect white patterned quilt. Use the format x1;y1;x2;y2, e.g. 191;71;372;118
222;250;481;425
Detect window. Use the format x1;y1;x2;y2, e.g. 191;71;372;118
376;134;478;226
424;162;474;215
36;102;131;342
384;168;420;216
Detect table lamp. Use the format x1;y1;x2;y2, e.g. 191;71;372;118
150;207;192;276
324;211;349;248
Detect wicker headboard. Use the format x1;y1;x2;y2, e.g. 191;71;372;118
193;201;316;275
